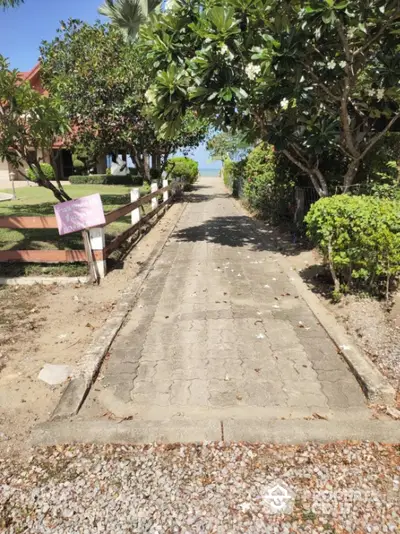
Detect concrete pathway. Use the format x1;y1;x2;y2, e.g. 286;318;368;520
82;176;369;428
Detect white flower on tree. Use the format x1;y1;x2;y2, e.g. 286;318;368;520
280;98;289;110
339;61;347;68
327;60;336;70
376;88;385;101
245;63;261;81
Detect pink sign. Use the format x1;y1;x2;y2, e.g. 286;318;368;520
54;194;106;235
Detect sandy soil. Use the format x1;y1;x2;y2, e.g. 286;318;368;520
0;204;181;454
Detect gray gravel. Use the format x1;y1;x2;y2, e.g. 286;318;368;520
1;442;399;533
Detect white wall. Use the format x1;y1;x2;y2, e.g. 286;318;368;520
0;160;10;182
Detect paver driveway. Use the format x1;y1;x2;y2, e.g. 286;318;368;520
82;176;368;425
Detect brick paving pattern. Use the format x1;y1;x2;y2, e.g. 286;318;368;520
83;176;368;422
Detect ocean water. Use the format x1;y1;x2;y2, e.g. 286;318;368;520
199;169;221;177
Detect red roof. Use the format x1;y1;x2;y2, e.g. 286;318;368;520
19;62;48;96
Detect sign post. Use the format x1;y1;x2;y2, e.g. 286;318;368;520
54;193;106;281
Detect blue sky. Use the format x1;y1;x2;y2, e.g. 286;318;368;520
0;0;219;170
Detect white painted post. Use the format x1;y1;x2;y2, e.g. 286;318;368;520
89;227;107;278
131;187;141;225
163;179;169;203
151;181;158;211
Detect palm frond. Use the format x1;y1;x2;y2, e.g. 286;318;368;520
98;0;162;40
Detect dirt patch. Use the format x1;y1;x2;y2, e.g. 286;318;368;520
0;204;182;455
286;246;400;399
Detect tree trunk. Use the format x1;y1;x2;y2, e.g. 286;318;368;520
343;159;360;193
282;149;329;197
26;160;71;202
142;150;151;182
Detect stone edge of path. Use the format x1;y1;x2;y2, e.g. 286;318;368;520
50;201;188;421
0;276;90;286
32;418;400;446
230;196;396;406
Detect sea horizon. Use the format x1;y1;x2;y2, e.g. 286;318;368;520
199;168;221;177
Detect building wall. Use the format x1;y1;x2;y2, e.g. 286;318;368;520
0;160;10;182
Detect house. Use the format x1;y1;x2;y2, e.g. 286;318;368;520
0;63;107;183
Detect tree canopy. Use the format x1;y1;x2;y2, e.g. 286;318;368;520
40;19;208;182
0;55;71;201
0;0;24;8
207;131;250;162
140;0;400;195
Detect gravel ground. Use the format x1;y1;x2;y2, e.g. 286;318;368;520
1;442;399;533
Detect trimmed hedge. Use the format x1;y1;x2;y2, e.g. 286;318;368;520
166;157;199;189
26;163;55;182
305;195;400;297
70;174;136;185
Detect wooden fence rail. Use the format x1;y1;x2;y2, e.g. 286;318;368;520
0;179;176;278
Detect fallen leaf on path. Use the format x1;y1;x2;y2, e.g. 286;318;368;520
386;406;400;420
312;413;328;420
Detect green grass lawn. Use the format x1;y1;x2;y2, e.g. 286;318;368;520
0;184;149;276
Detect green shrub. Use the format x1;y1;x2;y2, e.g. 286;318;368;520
222;157;247;197
26;163;55;182
229;143;295;223
72;157;86;174
305;195;400;296
69;174;134;185
166;157;199;189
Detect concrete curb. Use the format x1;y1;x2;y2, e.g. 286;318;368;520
278;260;396;405
51;201;187;421
230;196;396;406
32;418;400;446
0;276;90;286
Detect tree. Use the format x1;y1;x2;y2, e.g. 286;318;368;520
0;0;24;8
140;0;400;196
207;131;250;162
0;55;71;202
40;20;208;182
98;0;162;40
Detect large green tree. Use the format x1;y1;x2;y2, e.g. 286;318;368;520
0;55;71;202
140;0;400;196
207;131;250;162
40;20;207;182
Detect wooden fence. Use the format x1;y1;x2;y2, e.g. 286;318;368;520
0;179;177;278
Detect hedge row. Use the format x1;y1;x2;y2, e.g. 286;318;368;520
305;195;400;297
69;174;140;185
223;144;294;224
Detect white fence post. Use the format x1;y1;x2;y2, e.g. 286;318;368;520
89;227;107;278
163;179;169;203
151;181;158;211
131;187;141;225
